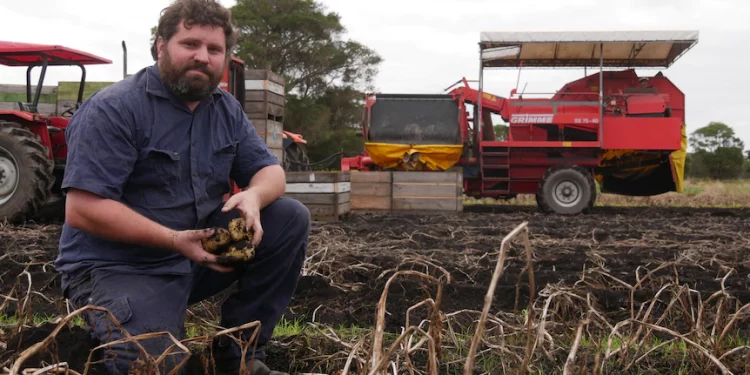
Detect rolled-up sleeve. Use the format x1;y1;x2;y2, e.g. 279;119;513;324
229;107;280;189
61;96;137;200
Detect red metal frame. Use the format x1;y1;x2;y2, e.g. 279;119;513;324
0;41;113;66
343;67;687;199
0;41;113;165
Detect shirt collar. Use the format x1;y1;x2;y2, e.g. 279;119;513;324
145;64;225;108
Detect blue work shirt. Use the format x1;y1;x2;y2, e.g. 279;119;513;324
54;64;279;290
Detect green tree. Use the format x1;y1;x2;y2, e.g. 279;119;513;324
230;0;382;165
231;0;381;98
493;125;508;140
285;87;365;163
689;122;744;152
688;122;745;179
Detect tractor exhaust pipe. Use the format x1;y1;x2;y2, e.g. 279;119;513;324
121;41;127;79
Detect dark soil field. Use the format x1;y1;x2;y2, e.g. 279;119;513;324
1;205;749;374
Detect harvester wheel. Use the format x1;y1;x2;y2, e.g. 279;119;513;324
0;121;55;223
536;165;595;215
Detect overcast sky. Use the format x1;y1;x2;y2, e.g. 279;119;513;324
1;0;748;150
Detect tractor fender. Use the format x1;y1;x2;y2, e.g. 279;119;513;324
0;110;38;122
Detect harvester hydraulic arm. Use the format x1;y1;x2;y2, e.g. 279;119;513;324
447;78;510;141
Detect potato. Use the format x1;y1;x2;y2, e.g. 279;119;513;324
216;240;256;267
228;217;253;243
200;217;256;266
201;227;232;253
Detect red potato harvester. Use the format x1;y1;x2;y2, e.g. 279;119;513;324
342;31;698;215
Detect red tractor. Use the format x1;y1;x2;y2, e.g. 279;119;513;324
1;41;310;222
343;31;697;215
0;41;112;222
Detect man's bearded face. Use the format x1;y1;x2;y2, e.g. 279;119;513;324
160;48;223;102
157;22;227;102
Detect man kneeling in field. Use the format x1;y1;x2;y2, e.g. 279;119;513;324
54;0;310;374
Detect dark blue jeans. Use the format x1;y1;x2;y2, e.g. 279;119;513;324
65;197;310;374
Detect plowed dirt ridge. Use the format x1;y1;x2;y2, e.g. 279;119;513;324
1;206;749;374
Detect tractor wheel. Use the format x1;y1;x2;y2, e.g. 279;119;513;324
284;143;311;172
536;165;596;215
0;121;55;223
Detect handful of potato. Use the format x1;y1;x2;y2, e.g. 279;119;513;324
201;217;256;267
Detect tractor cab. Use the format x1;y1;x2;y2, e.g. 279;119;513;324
0;41;111;223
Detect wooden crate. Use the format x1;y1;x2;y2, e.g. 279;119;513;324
245;89;284;106
251;119;283;149
269;147;284;164
285;171;351;221
350;171;463;214
350;171;392;211
244;101;284;121
391;171;463;213
244;69;285;122
245;69;285;87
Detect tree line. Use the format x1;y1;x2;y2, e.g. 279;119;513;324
686;122;749;180
228;0;379;164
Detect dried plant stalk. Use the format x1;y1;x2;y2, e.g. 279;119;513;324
464;221;531;375
9;306;152;375
370;270;441;375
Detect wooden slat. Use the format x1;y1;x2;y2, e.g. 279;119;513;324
0;84;57;94
351;196;391;210
244;69;285;86
245;90;285;106
307;201;351;222
283;172;351;221
285;182;350;194
286;171;350;183
350;171;392;183
349;171;464;213
252;119;283;149
284;192;350;205
392;183;458;198
251;119;282;134
245;80;285;97
0;102;19;110
269;147;284;163
257;132;282;148
351;182;390;197
303;202;351;217
244;102;284;117
392;171;461;183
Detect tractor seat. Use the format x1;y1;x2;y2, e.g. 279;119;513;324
17;102;38;113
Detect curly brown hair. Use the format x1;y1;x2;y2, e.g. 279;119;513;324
151;0;237;60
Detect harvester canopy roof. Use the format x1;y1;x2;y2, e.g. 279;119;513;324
479;31;699;68
0;41;112;67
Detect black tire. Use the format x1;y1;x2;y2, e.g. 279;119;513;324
284;143;311;172
536;165;596;215
0;120;55;223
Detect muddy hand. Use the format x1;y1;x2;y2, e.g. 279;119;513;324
222;190;263;247
172;228;234;273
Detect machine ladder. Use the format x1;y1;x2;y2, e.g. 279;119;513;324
480;144;510;195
